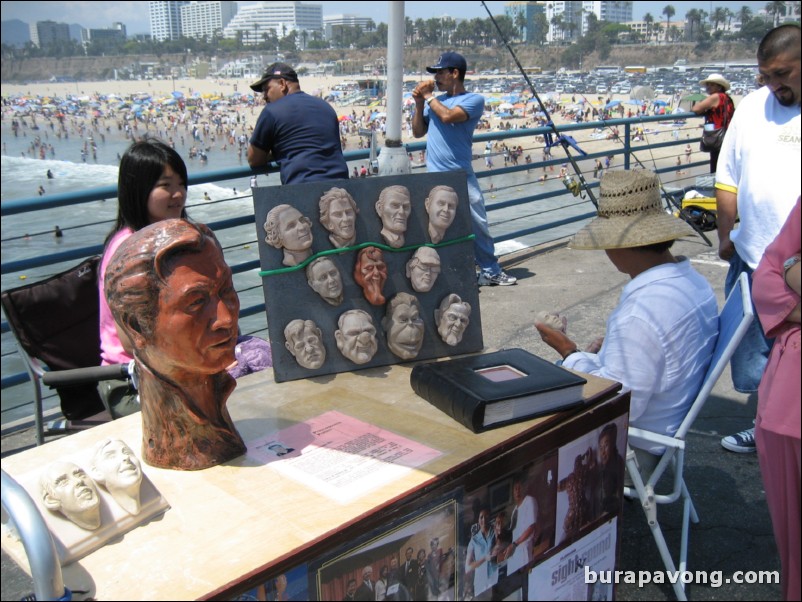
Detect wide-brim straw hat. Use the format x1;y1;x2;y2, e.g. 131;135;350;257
699;73;731;91
568;170;696;250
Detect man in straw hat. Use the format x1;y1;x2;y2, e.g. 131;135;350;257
535;169;719;475
248;62;348;184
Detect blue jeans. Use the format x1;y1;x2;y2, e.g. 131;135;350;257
466;174;501;275
725;252;772;393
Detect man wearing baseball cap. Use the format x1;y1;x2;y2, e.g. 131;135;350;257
412;51;517;287
248;62;348;185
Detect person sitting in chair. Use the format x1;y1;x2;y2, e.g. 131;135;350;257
535;170;719;475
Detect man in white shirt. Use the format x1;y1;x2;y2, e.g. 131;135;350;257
715;24;801;453
535;170;719;471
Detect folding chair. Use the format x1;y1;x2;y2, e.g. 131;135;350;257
623;271;753;601
1;256;108;445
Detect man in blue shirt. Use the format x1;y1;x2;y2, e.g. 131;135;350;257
412;52;516;286
248;63;348;185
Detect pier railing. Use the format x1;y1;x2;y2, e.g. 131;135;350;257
1;111;708;429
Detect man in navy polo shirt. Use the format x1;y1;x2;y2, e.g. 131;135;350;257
248;62;348;184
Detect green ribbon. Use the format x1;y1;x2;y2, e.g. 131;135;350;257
258;234;475;278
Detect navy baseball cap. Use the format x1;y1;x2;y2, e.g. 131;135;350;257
250;62;299;91
426;52;467;73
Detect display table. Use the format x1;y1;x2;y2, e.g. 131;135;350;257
1;362;627;601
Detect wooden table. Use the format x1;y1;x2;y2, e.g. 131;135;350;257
1;362;626;601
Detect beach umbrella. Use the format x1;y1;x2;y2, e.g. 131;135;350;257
338;114;351;121
172;91;185;98
498;102;514;111
652;99;668;106
604;100;621;109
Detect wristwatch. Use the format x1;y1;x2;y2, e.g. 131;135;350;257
425;96;435;106
783;254;800;279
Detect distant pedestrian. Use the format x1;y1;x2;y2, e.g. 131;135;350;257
250;175;258;189
54;225;63;238
685;144;692;164
38;185;45;196
46;169;54;179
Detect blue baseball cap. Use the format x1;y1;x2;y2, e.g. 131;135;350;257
426;52;467;73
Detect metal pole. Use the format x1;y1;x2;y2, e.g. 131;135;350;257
378;1;411;175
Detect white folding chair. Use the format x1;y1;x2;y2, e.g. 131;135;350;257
623;271;753;601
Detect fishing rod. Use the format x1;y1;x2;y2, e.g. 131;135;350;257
481;1;711;245
572;89;713;246
481;1;598;209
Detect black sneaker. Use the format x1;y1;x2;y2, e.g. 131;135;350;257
477;271;517;286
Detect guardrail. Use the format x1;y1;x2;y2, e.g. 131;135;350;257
1;111;708;428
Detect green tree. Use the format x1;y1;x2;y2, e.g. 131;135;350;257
738;6;753;26
765;1;787;26
662;5;676;42
643;12;654;42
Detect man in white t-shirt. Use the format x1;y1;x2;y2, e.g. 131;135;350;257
715;24;801;453
506;473;538;576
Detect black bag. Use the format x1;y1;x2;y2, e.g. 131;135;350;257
700;127;727;153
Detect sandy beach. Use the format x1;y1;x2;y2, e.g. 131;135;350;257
2;75;723;181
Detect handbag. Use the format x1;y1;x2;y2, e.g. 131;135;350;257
700;126;727;153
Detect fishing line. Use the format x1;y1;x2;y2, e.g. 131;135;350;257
481;1;598;209
488;26;712;247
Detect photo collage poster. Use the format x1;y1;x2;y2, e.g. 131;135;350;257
313;497;459;601
252;171;483;382
459;451;559;601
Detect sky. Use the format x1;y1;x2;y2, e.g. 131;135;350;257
0;1;774;35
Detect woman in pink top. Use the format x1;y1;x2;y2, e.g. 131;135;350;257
753;196;800;601
98;139;188;418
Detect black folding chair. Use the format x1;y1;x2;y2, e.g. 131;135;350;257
1;256;113;445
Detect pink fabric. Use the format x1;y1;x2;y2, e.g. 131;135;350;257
99;227;135;365
753;197;801;439
756;415;801;601
753;198;801;602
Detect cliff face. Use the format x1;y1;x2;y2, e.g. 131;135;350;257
1;42;757;83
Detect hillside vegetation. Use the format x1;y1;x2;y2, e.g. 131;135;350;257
1;42;758;83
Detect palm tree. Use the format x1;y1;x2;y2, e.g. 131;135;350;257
643;12;654;42
738;6;753;26
662;5;675;43
765;1;787;26
685;8;700;38
712;7;727;31
514;10;527;43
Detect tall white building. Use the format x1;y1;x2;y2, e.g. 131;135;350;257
29;20;71;48
545;1;633;43
149;1;188;42
180;1;237;40
323;14;374;41
223;1;323;46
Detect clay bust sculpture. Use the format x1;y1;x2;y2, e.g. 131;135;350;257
335;309;378;365
375;185;412;248
264;204;314;267
319;187;359;248
105;219;246;470
354;246;388;305
40;461;102;530
424;185;459;243
306;257;344;306
405;247;442;293
284;318;326;369
383;292;425;360
90;438;143;515
435;293;472;346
